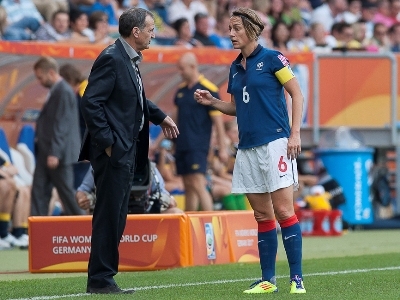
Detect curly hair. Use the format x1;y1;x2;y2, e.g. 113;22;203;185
231;7;264;40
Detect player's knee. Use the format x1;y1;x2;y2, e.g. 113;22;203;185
274;206;295;221
253;209;272;222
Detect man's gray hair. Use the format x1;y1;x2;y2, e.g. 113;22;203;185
119;8;154;38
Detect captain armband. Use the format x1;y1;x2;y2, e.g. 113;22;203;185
275;65;295;85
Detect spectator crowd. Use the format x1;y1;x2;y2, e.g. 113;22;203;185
0;0;400;52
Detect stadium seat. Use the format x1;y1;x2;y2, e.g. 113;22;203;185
16;124;35;174
149;123;162;141
10;148;33;186
0;127;12;163
0;127;32;186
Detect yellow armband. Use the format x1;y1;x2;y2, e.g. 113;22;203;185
275;66;295;85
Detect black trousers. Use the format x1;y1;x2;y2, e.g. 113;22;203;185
87;150;135;288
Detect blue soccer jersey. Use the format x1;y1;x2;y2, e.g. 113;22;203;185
175;75;221;151
227;45;295;149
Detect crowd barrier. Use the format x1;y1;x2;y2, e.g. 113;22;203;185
28;211;260;273
28;209;342;273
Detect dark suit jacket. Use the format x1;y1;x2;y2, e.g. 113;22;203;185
79;38;166;170
35;79;80;165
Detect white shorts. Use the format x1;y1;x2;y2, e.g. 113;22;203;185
231;138;299;194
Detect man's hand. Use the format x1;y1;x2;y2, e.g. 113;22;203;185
76;191;90;210
194;89;213;106
47;156;59;169
160;116;179;139
105;146;112;157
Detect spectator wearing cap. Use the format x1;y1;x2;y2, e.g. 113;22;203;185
167;0;208;33
193;13;215;46
310;0;347;33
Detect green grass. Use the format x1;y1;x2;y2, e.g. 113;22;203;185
1;230;400;300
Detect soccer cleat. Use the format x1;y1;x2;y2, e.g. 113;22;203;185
243;279;278;294
290;275;306;294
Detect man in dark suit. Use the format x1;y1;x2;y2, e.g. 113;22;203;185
79;7;179;294
31;56;83;216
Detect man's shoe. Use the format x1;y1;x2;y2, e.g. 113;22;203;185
243;279;278;294
290;275;306;294
86;284;135;294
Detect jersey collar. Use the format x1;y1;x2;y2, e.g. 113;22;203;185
234;44;263;65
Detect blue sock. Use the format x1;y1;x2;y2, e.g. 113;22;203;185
258;220;277;283
280;216;303;279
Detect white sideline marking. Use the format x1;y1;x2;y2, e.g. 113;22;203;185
9;266;400;300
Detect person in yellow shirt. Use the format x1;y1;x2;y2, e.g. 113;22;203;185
304;185;332;210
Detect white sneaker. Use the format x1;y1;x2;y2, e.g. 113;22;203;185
3;233;28;248
0;237;11;250
19;234;29;243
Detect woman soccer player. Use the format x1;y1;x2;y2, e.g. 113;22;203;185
194;7;305;294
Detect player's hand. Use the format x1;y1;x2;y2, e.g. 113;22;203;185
47;155;59;169
194;89;213;106
287;133;301;160
160;116;179;139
